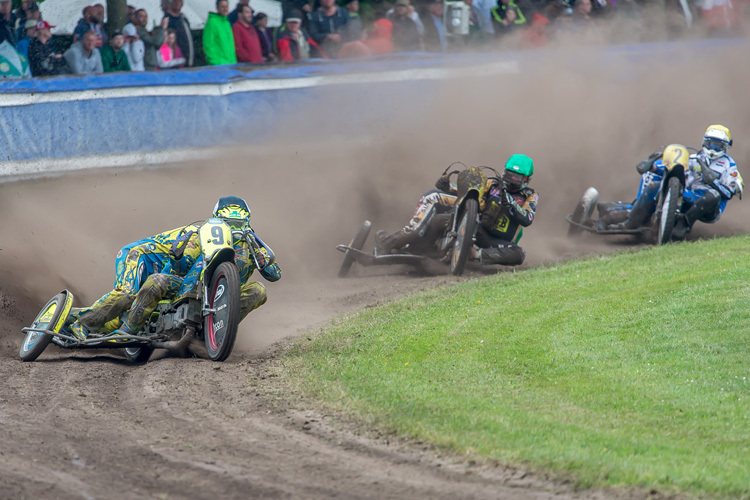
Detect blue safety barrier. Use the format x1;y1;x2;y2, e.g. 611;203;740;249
0;38;743;180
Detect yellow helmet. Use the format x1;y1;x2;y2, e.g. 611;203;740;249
661;144;689;171
703;124;732;161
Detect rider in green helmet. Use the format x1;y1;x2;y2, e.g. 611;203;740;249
375;154;539;267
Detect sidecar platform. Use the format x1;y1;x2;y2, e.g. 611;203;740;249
21;326;155;349
336;245;427;266
564;215;647;235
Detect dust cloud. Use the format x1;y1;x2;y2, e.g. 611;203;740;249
2;40;749;352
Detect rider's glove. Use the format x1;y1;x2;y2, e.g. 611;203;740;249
254;249;268;269
435;175;451;192
636;151;662;175
712;179;733;200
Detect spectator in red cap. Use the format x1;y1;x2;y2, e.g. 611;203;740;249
232;4;263;64
29;20;67;77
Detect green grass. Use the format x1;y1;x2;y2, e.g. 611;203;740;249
282;236;750;498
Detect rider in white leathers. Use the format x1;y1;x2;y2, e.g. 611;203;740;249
675;124;742;238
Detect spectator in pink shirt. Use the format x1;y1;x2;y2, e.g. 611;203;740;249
232;4;263;64
157;28;186;68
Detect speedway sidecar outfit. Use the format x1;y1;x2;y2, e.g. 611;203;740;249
375;154;538;267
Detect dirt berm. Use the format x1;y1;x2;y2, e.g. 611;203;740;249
1;42;749;499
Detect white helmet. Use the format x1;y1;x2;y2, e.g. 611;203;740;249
702;124;732;162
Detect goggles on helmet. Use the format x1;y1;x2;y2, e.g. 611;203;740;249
215;205;250;230
703;138;727;153
502;170;528;191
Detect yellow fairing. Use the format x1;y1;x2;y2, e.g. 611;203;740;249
199;218;233;263
662;144;689;171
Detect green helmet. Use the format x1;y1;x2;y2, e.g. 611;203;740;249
502;154;534;192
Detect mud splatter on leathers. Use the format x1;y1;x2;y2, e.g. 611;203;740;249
71;224;202;337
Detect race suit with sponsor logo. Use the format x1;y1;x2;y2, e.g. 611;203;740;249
120;229;281;334
71;224;202;336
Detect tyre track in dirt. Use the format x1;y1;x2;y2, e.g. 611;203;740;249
2;43;750;498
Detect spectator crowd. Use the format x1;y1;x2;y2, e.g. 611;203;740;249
0;0;746;79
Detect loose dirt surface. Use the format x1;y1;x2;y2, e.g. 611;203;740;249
2;42;750;499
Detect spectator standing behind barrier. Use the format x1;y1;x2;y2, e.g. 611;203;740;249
92;4;107;45
419;0;447;52
342;0;363;42
157;28;186;68
127;4;137;25
228;0;250;24
277;10;325;62
13;1;38;42
101;31;132;72
163;0;194;67
122;23;145;71
64;30;103;74
309;0;349;58
15;19;35;58
0;0;17;46
29;20;66;77
203;0;237;65
73;6;106;47
232;4;263;63
389;0;421;52
135;9;166;71
281;0;312;31
491;0;528;35
387;0;425;37
253;12;277;62
363;16;393;54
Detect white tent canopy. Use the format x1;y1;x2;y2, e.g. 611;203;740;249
40;0;283;34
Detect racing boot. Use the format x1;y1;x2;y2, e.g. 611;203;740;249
375;228;420;254
67;321;89;341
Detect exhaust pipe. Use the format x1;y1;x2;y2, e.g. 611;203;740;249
152;326;195;355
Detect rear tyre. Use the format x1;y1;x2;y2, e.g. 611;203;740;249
20;291;72;362
204;261;241;362
657;177;682;245
567;187;599;237
450;198;478;276
338;220;371;278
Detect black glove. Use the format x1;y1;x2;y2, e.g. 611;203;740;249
435;175;451;192
636;151;662;175
501;189;513;206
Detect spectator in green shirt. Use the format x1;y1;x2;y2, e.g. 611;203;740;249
100;31;131;72
203;0;237;65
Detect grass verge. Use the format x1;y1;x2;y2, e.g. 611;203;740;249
283;236;750;498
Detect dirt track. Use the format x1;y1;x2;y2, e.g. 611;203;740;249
2;42;750;499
